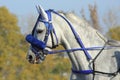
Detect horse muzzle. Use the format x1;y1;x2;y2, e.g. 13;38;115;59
26;50;47;64
26;34;47;64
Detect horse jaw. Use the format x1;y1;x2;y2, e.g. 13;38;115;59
38;5;48;21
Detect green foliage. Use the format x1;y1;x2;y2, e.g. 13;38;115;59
51;56;70;74
0;7;70;80
108;26;120;40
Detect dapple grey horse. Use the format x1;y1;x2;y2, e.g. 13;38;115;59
26;6;120;80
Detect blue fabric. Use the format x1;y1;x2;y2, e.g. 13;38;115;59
26;34;46;49
72;69;93;74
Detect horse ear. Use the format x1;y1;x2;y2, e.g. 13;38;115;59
38;5;48;21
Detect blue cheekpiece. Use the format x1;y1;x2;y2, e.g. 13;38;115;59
26;34;46;49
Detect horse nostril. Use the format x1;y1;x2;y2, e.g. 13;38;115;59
28;55;33;60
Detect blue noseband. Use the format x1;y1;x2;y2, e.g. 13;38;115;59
26;34;46;49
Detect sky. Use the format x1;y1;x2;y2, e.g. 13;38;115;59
0;0;120;33
0;0;120;15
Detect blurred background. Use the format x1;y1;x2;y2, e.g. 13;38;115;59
0;0;120;80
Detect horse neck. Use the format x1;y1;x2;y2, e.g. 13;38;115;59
52;12;106;70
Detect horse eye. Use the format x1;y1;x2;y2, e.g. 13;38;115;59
36;29;43;33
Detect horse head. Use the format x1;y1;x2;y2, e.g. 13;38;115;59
26;6;60;64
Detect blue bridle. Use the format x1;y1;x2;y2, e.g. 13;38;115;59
26;9;120;78
26;9;92;59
